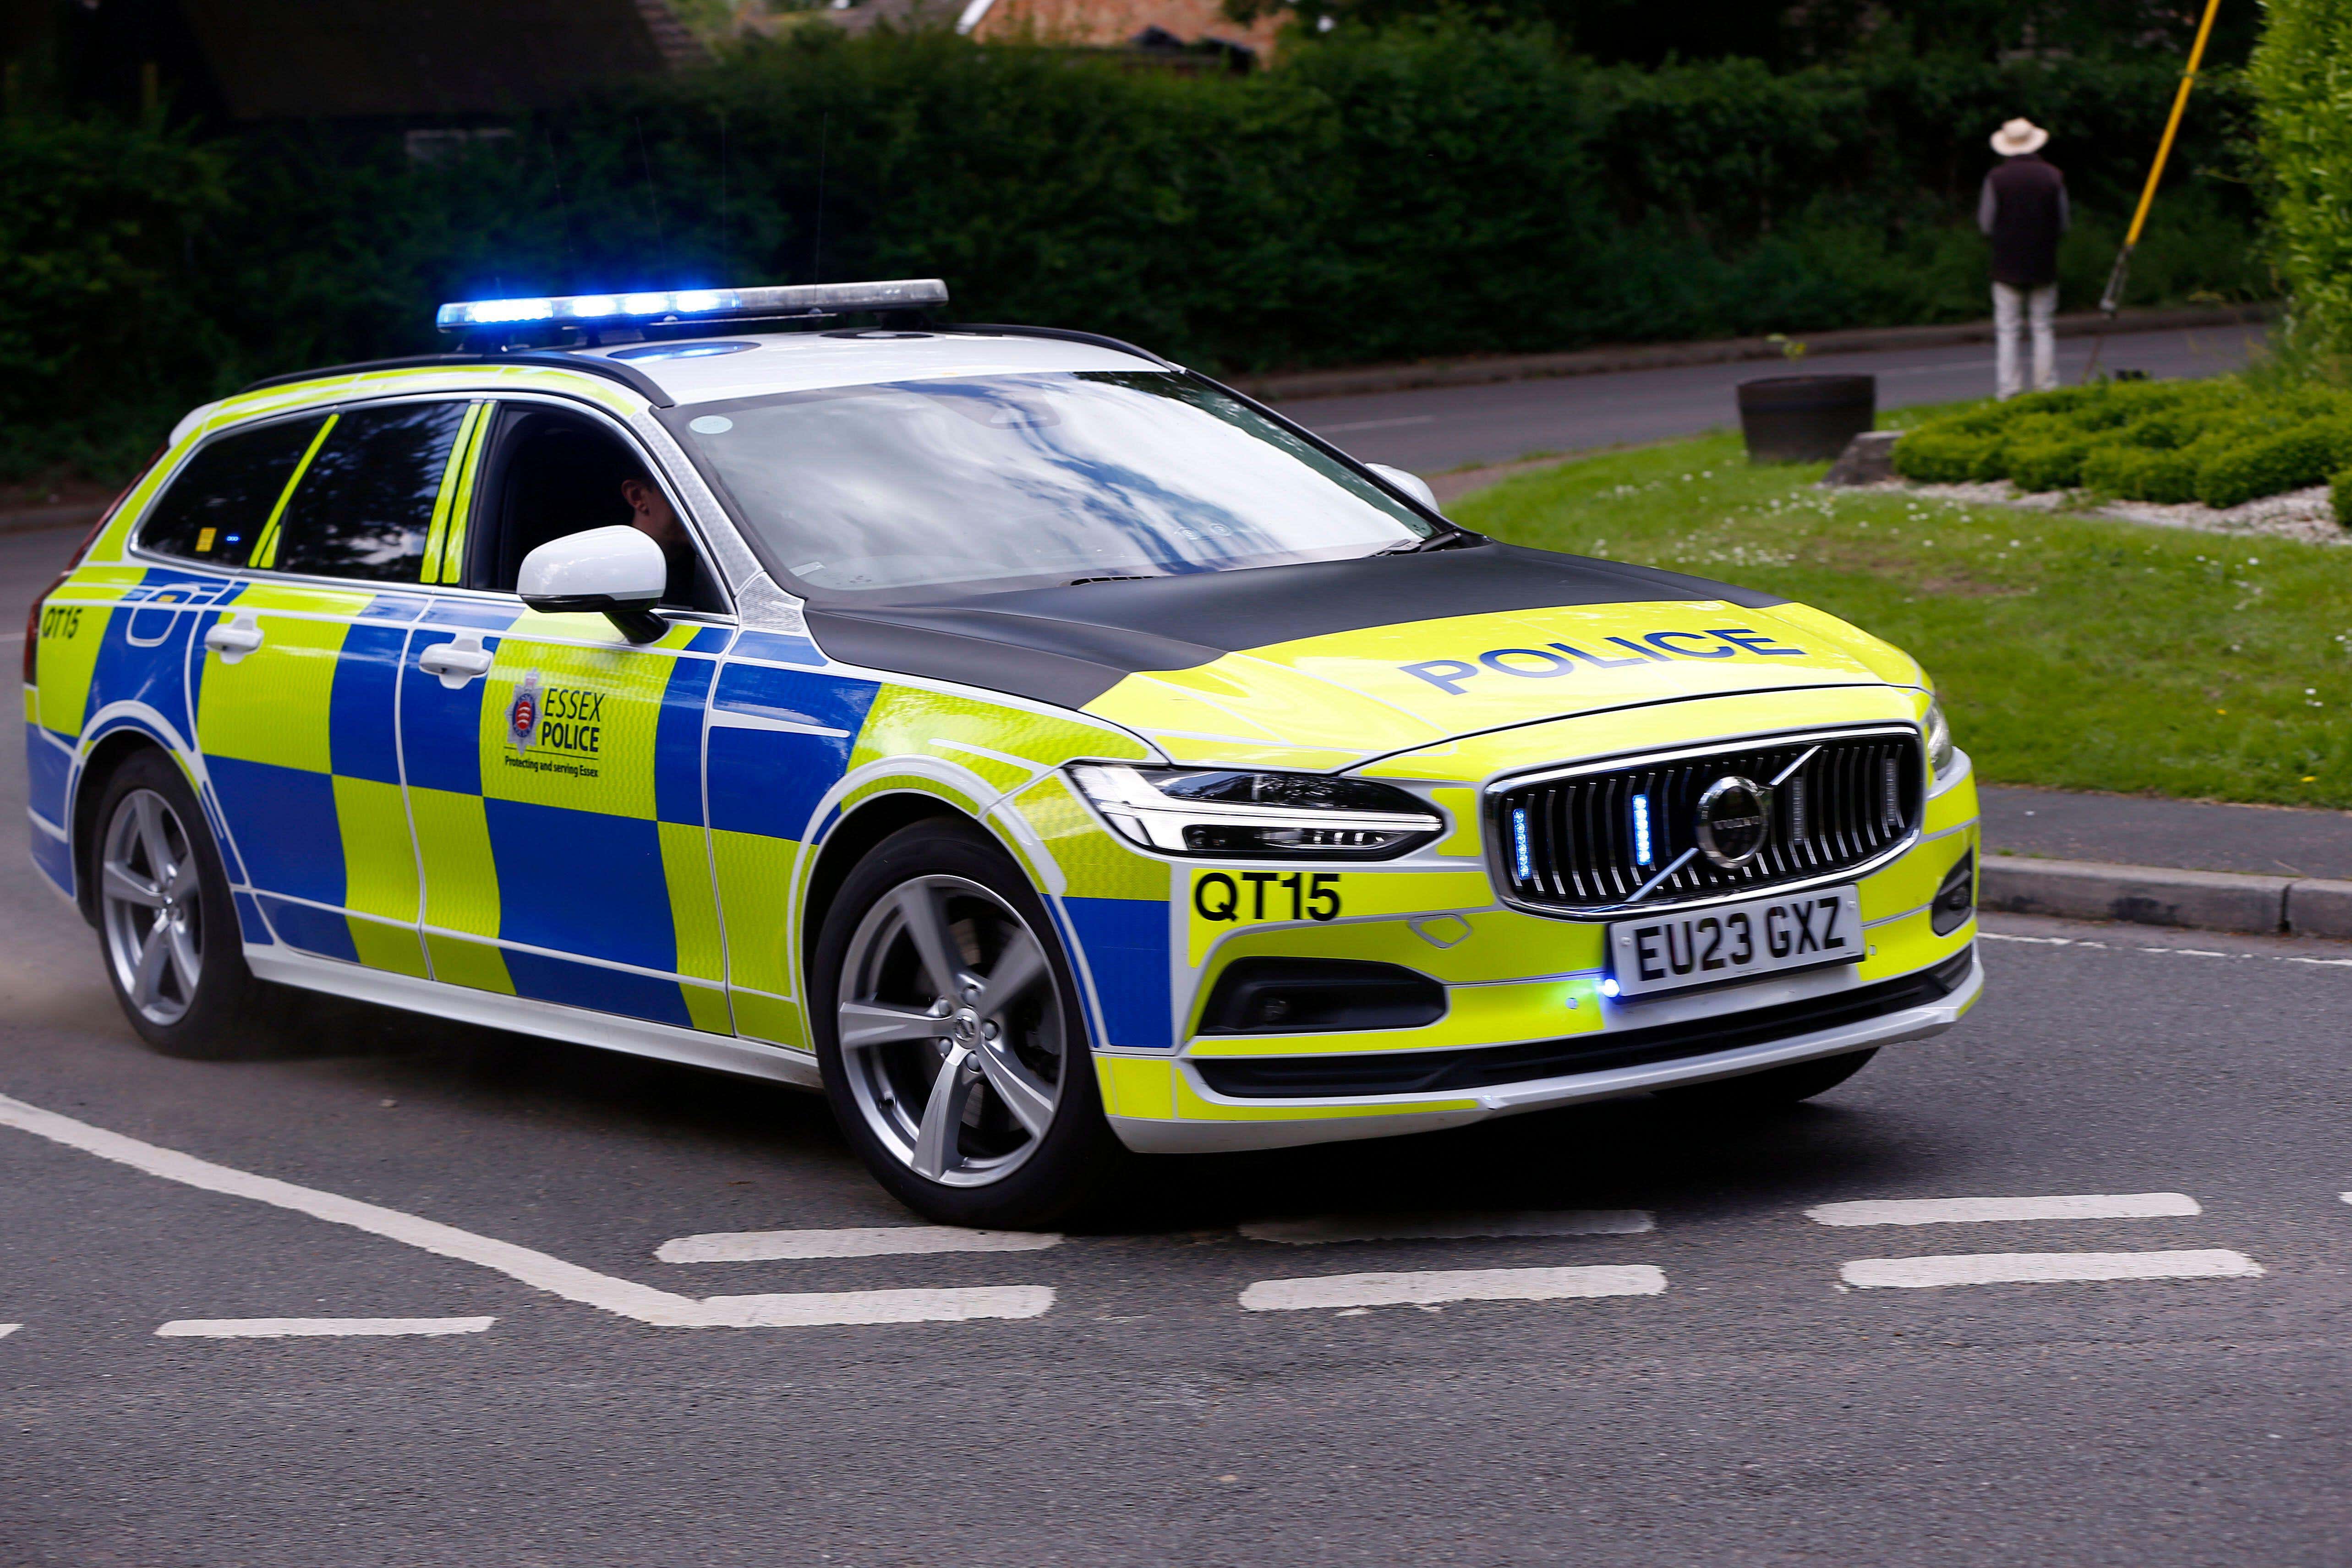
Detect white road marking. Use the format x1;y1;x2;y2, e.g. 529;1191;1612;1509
1808;1193;2200;1227
1981;931;2352;969
0;1324;17;1338
1240;1209;1654;1245
696;1287;1055;1327
155;1317;497;1338
0;1093;747;1327
657;1226;1062;1263
1841;1249;2264;1290
1239;1265;1666;1312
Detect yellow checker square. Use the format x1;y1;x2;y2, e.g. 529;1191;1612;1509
478;634;671;819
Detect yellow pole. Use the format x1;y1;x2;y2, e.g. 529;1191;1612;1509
2100;0;2226;315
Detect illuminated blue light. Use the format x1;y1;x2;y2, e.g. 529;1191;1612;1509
1511;807;1532;881
673;289;726;313
622;291;672;315
1631;792;1652;867
1599;977;1620;998
470;297;553;324
569;294;618;318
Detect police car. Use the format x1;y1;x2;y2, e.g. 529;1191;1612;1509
22;279;1980;1225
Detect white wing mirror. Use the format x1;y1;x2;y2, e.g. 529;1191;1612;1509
1367;462;1439;513
517;525;668;644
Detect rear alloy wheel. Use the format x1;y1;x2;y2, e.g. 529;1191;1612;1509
813;822;1123;1226
90;748;285;1059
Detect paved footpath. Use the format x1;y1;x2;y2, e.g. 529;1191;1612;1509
1286;321;2264;476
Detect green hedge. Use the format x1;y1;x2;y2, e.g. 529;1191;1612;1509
2;28;2267;481
2251;0;2352;369
1893;379;2352;514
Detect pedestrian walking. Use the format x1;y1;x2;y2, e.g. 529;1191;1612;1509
1980;118;2069;399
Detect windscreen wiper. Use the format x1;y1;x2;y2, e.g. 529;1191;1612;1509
1373;528;1482;556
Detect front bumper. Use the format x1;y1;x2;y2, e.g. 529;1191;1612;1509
1104;945;1980;1154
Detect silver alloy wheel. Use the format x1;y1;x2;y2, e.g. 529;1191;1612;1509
837;874;1065;1188
100;788;205;1027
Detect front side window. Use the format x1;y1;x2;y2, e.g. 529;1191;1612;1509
138;415;330;568
661;371;1435;598
270;401;470;582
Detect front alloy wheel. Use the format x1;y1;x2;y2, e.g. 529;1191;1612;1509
812;820;1126;1227
100;788;205;1027
837;874;1064;1187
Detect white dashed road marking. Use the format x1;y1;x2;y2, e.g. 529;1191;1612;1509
0;1093;1047;1330
658;1226;1062;1262
1240;1265;1666;1312
156;1317;497;1339
0;1324;17;1338
1808;1193;2201;1227
1841;1250;2264;1290
1241;1210;1654;1245
695;1287;1055;1327
1982;930;2352;970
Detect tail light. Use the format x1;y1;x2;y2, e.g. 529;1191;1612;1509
24;446;164;688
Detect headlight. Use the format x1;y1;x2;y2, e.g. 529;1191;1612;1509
1068;765;1444;858
1923;696;1957;779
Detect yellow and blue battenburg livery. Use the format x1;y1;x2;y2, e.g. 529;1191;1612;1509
24;279;1980;1224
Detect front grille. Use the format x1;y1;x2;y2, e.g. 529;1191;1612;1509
1493;726;1923;914
1193;945;1975;1099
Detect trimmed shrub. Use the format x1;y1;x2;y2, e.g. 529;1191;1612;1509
2192;420;2352;507
1890;427;2000;483
2082;444;2202;503
2009;438;2093;492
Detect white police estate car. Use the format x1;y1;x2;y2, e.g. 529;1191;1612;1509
24;280;1980;1224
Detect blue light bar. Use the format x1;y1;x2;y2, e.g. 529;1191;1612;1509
1631;792;1653;867
1511;807;1533;881
435;278;950;332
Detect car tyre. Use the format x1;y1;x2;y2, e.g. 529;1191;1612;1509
810;819;1128;1228
88;748;293;1060
1660;1048;1877;1110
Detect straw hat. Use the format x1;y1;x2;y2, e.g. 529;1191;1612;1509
1991;118;2050;156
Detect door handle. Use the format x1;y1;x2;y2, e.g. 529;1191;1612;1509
417;633;493;689
202;614;264;665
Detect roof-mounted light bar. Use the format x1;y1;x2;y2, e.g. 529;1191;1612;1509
434;278;950;332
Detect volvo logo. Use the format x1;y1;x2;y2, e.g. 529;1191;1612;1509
1694;775;1773;869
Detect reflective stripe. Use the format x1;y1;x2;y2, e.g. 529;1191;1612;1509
437;402;492;587
419;401;488;585
250;413;338;570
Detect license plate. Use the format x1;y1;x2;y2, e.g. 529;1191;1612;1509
1607;886;1863;999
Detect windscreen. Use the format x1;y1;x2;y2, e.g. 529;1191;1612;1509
663;371;1435;596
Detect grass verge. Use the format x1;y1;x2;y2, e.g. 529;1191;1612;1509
1451;431;2352;809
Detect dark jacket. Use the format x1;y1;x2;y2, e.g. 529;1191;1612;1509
1978;154;2070;288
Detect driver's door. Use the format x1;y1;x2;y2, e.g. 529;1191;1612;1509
397;401;732;1032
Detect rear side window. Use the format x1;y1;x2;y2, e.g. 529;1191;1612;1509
271;401;470;582
138;416;329;568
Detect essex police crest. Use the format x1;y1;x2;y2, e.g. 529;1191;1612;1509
508;669;542;751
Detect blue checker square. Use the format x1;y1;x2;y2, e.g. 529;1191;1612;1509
484;798;677;974
257;895;361;963
503;949;693;1029
205;757;345;907
329;623;411;784
1062;896;1173;1050
655;656;716;825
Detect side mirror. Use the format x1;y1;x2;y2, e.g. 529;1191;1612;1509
517;525;668;644
1367;462;1440;514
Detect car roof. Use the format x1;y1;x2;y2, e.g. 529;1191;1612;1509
563;328;1165;406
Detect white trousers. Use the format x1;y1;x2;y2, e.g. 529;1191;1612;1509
1994;281;2058;399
